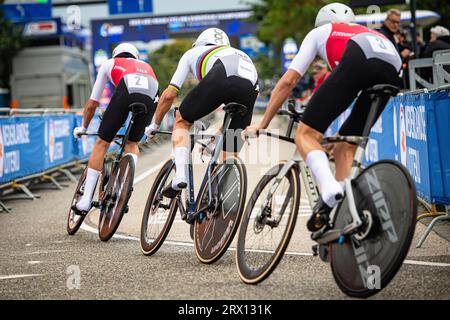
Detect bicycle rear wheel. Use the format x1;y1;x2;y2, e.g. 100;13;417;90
140;159;178;256
330;160;417;298
194;156;247;264
236;163;300;284
98;154;135;242
67;168;89;235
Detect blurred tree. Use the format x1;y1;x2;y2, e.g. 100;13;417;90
150;39;194;98
253;52;281;81
0;10;25;89
247;0;334;77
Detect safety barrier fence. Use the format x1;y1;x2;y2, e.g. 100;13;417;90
0;108;175;212
409;49;450;91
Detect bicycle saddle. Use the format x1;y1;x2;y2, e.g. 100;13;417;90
129;102;147;115
366;84;400;97
223;102;247;115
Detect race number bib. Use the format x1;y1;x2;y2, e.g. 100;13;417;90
367;37;397;56
237;58;255;82
128;75;149;90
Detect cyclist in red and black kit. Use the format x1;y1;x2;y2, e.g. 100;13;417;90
72;43;159;214
244;2;402;232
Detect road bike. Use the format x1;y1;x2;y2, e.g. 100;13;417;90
67;102;147;241
140;103;248;264
236;85;417;298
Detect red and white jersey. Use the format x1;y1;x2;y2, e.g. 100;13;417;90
289;23;402;76
90;58;158;102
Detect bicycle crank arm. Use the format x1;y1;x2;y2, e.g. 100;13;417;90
312;222;362;244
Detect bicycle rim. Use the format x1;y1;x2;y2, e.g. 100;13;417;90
236;163;300;284
67;168;88;235
330;160;417;298
194;156;247;264
98;155;135;242
140;159;178;256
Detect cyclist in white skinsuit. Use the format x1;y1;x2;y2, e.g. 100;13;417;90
244;3;402;232
145;28;259;198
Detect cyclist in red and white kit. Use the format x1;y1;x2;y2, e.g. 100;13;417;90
244;2;402;231
72;43;159;214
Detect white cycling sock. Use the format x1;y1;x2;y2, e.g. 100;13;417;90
172;147;189;190
76;168;101;212
125;153;138;166
306;150;344;208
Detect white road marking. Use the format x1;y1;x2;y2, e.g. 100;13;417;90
27;261;43;265
133;161;166;184
23;250;67;255
404;260;450;267
79;158;450;269
0;274;45;280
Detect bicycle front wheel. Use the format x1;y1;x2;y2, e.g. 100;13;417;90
67;167;89;235
330;160;417;298
236;163;300;284
194;156;247;264
98;154;135;242
140;159;178;256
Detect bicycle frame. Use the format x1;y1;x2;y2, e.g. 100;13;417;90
156;111;237;222
259;91;390;245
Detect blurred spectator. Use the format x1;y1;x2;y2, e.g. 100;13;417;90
378;9;402;51
292;72;314;100
311;60;330;95
421;25;450;58
420;26;450;83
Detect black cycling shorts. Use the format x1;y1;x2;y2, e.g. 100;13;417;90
98;79;156;143
179;60;259;152
301;39;401;136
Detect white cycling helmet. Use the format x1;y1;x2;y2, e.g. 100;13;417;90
112;43;139;59
192;28;230;47
315;2;355;28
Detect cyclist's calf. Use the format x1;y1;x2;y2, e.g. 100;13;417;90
295;123;324;160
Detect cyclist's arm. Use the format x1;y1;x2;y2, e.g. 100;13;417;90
153;87;178;125
81;99;99;129
153;53;190;125
82;60;111;128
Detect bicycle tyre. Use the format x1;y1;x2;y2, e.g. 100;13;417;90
98;154;135;242
140;159;178;256
330;160;417;298
194;155;247;264
236;163;300;284
67;167;89;235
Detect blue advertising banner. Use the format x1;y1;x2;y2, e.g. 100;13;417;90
0;116;45;184
362;91;449;204
43;115;74;168
74;114;101;161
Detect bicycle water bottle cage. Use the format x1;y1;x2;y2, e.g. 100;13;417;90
223;103;247;115
129;102;147;115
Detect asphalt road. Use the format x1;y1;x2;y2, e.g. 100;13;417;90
0;114;449;300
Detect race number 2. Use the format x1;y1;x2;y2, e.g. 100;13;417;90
128;75;149;90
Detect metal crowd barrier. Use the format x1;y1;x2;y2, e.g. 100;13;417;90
409;49;450;91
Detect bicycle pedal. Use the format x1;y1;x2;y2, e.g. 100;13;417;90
312;245;319;257
92;201;101;209
186;214;196;225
